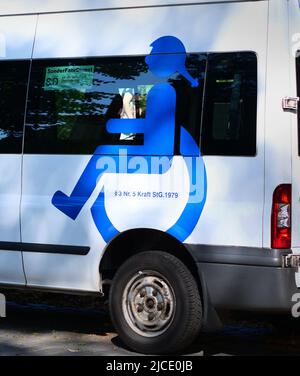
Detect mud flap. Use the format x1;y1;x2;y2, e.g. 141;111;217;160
197;265;223;333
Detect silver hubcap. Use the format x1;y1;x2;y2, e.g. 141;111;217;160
122;271;175;337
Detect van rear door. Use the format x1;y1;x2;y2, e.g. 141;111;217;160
289;0;300;285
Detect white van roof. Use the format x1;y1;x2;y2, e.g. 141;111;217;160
0;0;267;16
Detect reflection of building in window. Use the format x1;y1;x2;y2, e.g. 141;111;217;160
118;85;153;141
119;88;136;141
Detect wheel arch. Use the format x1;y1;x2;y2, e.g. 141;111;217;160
99;228;200;287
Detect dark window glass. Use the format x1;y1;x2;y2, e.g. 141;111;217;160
0;60;29;153
201;52;257;156
296;55;300;156
173;54;206;154
24;55;205;155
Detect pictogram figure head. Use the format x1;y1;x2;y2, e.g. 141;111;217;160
145;36;198;87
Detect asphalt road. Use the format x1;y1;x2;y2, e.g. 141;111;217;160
0;290;300;356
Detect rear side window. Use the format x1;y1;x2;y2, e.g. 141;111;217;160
201;52;257;156
0;60;29;153
24;55;205;155
23;52;257;156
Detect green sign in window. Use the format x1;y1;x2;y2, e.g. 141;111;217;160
44;65;94;92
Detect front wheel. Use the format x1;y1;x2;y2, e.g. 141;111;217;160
109;251;202;354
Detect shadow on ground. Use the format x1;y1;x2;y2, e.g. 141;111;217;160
1;289;300;356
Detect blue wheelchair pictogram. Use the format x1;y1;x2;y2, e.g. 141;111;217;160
52;36;207;243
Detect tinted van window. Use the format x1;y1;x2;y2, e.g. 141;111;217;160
0;60;29;153
24;55;206;155
201;52;257;156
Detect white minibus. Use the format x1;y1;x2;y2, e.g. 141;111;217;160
0;0;299;354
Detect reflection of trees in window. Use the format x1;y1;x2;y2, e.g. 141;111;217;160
25;54;208;154
25;57;150;153
24;52;257;156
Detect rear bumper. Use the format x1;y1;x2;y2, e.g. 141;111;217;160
198;263;298;312
185;244;299;313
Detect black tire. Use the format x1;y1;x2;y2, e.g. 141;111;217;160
109;251;202;354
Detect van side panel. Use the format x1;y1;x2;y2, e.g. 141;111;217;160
0;15;37;59
20;1;268;291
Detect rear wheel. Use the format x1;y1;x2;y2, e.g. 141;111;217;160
109;251;202;354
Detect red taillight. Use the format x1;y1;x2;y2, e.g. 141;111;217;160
271;184;291;249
